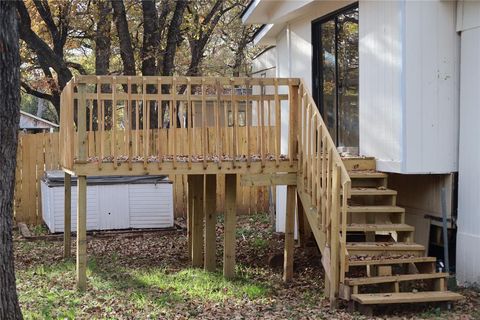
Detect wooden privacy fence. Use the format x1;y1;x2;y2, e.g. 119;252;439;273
14;132;61;225
14;132;273;225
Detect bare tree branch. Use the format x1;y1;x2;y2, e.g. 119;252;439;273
21;81;54;102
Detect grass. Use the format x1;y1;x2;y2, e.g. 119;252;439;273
15;248;270;319
250;237;269;250
134;268;268;301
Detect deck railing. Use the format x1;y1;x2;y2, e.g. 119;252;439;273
59;76;300;172
297;80;351;303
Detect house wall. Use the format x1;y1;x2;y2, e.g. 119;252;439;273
20;114;57;131
271;0;355;234
264;0;459;174
360;0;459;173
359;1;403;171
252;47;276;77
403;1;459;173
252;0;460;242
456;0;480;287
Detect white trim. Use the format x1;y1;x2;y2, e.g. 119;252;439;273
20;110;59;128
241;0;262;24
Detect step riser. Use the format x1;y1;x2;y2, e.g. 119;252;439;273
342;158;376;171
347;213;405;225
348;251;425;258
352;180;387;188
345;273;449;286
348;258;436;267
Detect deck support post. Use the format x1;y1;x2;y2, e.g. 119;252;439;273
296;193;311;248
76;82;87;291
329;165;341;308
284;185;296;282
191;175;204;267
64;172;72;258
223;174;237;279
204;174;217;272
76;175;87;291
187;176;194;262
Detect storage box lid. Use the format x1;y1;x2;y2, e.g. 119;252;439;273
42;170;170;187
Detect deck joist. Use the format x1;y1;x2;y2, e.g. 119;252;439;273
65;160;298;177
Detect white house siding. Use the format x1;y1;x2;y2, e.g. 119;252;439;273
260;0;459;174
360;0;459;173
403;1;459;173
251;1;460;239
456;0;480;287
359;0;403;172
252;47;276;77
271;2;355;233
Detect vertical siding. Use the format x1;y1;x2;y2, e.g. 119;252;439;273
404;1;460;173
252;47;276;76
274;1;354;233
99;185;129;230
456;0;480;286
269;0;459;174
129;184;174;229
359;0;403;172
48;185;100;233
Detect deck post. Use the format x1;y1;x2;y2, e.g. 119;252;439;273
223;174;237;279
76;82;88;291
64;172;72;258
191;175;204;267
284;185;296;282
76;175;87;291
187;175;194;261
288;81;299;166
297;193;311;248
204;174;217;272
330;164;341;308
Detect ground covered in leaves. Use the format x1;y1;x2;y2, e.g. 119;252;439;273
14;214;479;319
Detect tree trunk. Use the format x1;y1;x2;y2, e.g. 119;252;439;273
0;1;23;319
111;0;136;76
162;0;187;76
232;29;249;77
141;0;159;76
95;0;112;75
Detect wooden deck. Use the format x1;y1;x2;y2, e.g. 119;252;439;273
58;75;462;311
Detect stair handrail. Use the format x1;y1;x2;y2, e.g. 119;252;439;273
297;79;351;305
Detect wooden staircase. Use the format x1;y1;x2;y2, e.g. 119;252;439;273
292;79;462;312
337;157;462;312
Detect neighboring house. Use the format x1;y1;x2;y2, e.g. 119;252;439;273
20;110;59;133
243;0;480;286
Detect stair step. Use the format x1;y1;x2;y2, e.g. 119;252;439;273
346;223;414;232
348;206;405;213
348;256;436;267
345;272;448;286
349;171;388;179
351;291;463;305
346;242;425;256
350;187;397;196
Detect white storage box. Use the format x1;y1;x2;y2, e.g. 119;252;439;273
41;171;174;233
